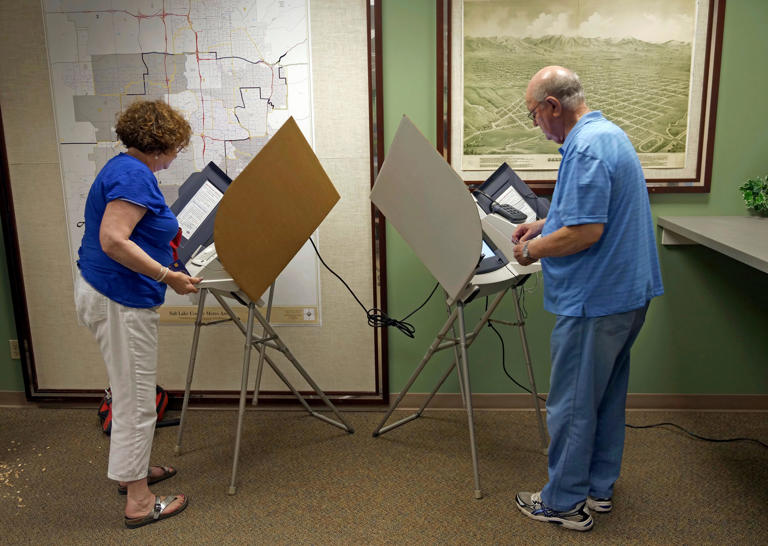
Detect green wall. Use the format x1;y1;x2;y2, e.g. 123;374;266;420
381;0;768;395
0;219;23;391
1;0;766;396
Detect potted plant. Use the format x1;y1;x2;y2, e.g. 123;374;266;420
739;175;768;216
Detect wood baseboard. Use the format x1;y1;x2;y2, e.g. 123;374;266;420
390;393;768;411
0;391;30;407
2;390;766;411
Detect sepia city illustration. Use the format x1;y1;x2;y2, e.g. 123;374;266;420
461;0;695;169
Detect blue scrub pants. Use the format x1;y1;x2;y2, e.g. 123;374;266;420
541;303;650;511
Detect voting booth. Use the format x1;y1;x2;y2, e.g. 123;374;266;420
172;118;354;495
370;116;547;499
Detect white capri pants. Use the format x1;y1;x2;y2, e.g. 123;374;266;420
75;272;158;482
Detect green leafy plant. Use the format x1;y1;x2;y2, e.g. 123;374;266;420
739;175;768;215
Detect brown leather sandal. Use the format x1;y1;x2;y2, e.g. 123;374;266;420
117;465;177;495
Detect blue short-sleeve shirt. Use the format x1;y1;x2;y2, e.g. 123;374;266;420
77;153;179;308
541;111;664;317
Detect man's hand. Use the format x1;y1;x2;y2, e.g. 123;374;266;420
513;241;538;266
511;219;545;244
513;223;604;266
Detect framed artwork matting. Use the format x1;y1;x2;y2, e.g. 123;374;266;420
439;0;725;192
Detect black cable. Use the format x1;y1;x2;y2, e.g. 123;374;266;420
485;299;768;450
516;284;528;321
625;422;768;449
485;296;544;399
399;281;440;322
308;238;438;338
471;187;499;205
487;319;542;397
470;188;527;223
469;183;550;220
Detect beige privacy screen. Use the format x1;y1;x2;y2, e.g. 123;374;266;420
215;117;340;304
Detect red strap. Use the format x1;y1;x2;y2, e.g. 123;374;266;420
170;228;182;262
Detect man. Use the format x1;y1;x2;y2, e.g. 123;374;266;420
511;66;663;532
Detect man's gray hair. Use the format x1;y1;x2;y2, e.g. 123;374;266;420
530;69;585;111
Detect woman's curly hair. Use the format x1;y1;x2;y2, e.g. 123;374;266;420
115;99;192;154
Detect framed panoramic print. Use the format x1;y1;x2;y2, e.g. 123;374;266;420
439;0;725;192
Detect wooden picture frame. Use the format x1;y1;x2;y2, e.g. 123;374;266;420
0;0;388;403
438;0;725;192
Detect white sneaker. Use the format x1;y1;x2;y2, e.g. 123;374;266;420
586;496;613;513
515;491;594;532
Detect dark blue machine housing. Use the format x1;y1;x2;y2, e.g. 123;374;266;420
169;161;232;265
476;238;508;275
475;162;550;220
473;163;550;275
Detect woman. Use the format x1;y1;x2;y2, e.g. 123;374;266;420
74;99;201;528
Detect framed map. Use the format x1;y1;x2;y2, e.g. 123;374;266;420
439;0;725;192
0;0;385;401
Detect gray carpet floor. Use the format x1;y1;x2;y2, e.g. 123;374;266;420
1;406;766;544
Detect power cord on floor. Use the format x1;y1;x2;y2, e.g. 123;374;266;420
308;238;439;338
484;297;768;450
624;422;768;449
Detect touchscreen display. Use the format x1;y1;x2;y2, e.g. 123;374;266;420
481;240;494;259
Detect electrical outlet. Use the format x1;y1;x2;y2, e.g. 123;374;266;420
9;339;20;360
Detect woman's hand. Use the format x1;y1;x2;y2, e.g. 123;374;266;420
165;270;202;295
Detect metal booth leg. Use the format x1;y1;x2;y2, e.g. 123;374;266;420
251;283;275;406
372;306;460;436
207;290;353;434
178;284;354;495
251;310;354;433
228;301;257;495
399;294;463;421
447;297;467;408
455;301;483;499
176;287;208;455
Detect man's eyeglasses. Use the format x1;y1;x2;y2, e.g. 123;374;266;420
526;101;545;122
